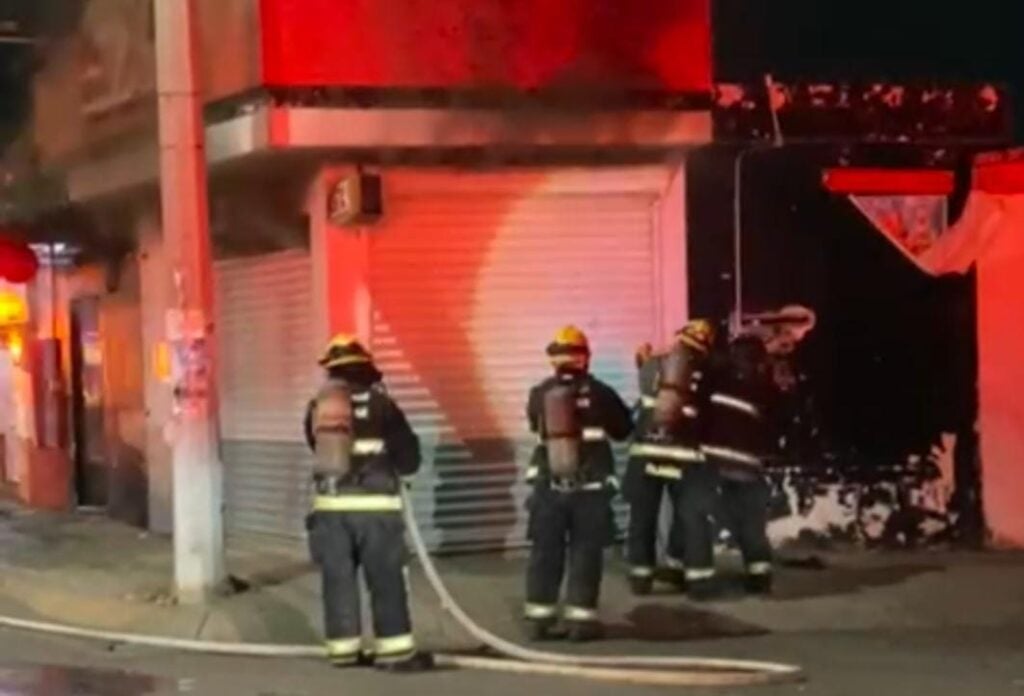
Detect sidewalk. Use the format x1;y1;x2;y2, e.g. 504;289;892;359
0;500;1023;653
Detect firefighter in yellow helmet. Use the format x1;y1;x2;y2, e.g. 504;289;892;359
624;319;717;598
523;326;633;641
302;334;432;672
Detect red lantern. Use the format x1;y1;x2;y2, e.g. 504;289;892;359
0;236;39;284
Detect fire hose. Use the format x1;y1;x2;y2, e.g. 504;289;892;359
399;489;802;687
0;490;803;687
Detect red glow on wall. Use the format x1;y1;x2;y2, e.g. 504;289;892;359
974;161;1024;194
975;193;1024;546
945;151;1024;546
259;0;710;92
822;168;955;195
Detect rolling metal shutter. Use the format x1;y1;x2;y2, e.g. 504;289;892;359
215;250;318;541
370;169;666;552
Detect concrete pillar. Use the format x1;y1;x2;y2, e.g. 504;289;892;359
138;209;174;534
154;0;225;602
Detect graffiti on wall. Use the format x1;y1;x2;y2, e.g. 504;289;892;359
730;305;962;548
764;434;959;549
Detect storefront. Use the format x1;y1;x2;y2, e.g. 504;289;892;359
0;283;29;485
216;165;690;551
19;0;714;545
16;0;1018;552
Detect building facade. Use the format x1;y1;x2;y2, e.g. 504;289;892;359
4;0;1020;552
9;0;711;551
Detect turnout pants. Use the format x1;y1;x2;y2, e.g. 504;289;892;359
718;474;772;575
676;463;720;583
625;463;685;579
525;487;613;625
308;510;415;664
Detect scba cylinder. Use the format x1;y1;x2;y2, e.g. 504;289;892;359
313;381;355;477
543;385;581;479
653;345;690;427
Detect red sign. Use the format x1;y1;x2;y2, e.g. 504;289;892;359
973;152;1024;193
822;168;956;272
823;168;955;196
850;194;948;263
259;0;710;92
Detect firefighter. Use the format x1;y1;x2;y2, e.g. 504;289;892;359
624;320;716;597
524;326;633;642
621;342;689;595
702;334;777;594
303;335;433;672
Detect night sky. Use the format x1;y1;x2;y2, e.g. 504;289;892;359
715;1;1023;82
1;0;1024;150
718;1;1024;139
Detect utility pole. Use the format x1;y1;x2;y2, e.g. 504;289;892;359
153;0;224;603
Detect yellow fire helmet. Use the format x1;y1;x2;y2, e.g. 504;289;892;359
675;319;715;353
319;333;373;369
546;325;590;369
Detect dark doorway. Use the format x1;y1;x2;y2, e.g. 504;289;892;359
688;147;977;461
69;297;107;508
687;147;983;543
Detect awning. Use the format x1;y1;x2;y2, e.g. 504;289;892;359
65;104;713;203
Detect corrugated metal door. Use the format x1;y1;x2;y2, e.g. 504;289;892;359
371;169;667;552
216;250;318;541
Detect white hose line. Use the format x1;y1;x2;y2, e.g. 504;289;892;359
437;654;798;687
0;493;802;687
0;615;322;658
400;490;803;685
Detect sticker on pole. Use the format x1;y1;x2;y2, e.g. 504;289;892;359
165;309;206;341
850;194;948;270
170;336;211;416
166;309;212;417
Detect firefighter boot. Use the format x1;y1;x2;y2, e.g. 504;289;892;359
375;651;435;674
527;618;566;642
567;621;604;643
664;568;687;593
662;557;687;592
686;577;720;602
629;575;653;596
745;572;773;595
331;652;375;669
